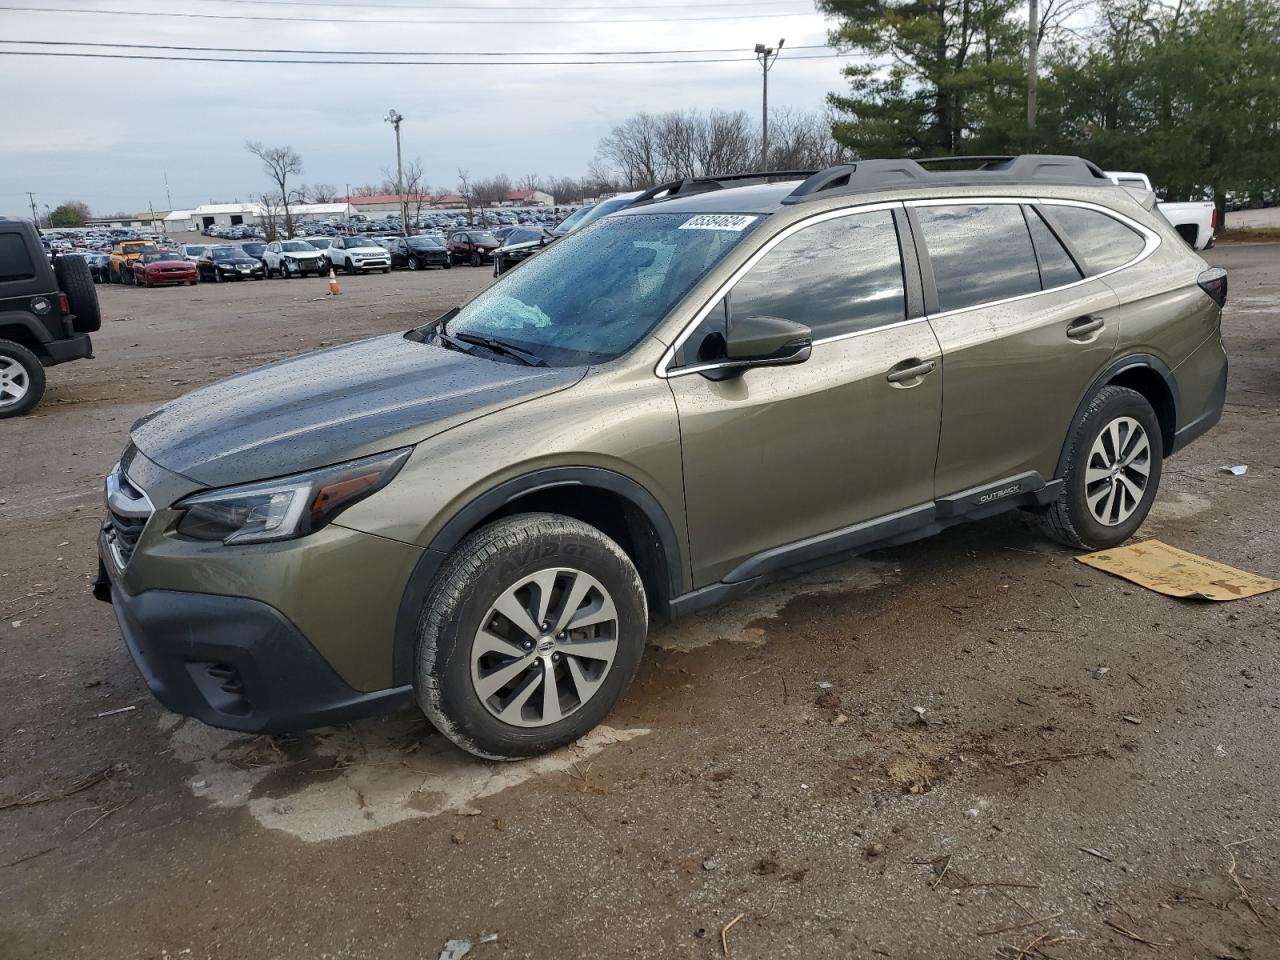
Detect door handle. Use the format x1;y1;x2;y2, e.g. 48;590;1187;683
1067;316;1105;340
886;358;936;384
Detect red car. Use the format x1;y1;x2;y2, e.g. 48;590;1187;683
132;252;198;287
447;230;501;267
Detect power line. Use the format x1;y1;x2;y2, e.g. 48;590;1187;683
0;38;833;57
0;4;820;24
199;0;811;8
0;49;853;66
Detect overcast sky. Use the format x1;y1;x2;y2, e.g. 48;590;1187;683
1;1;847;217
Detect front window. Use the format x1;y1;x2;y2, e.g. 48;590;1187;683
210;247;238;261
281;241;314;252
144;252;183;263
470;232;498;245
438;212;760;365
408;237;443;249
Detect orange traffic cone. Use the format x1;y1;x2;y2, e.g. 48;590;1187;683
327;266;341;296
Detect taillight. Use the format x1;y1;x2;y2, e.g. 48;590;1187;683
57;293;70;315
1210;207;1218;230
1197;267;1227;307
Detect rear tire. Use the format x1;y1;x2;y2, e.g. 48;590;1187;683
54;255;102;332
1039;385;1163;550
415;514;648;760
0;340;46;419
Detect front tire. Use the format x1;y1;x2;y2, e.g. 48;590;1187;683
1039;385;1163;549
415;514;648;760
0;339;47;418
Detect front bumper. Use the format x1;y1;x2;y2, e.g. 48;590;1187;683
218;265;265;279
350;258;390;271
96;567;412;733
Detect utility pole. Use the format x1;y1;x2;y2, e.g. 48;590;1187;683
26;192;40;231
384;109;407;232
754;39;784;170
1026;0;1039;132
163;168;174;210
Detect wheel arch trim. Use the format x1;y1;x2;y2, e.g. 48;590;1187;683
390;466;685;687
1055;353;1179;479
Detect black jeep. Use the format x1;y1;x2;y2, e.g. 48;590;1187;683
0;217;100;417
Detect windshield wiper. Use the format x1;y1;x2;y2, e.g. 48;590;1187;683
451;332;547;367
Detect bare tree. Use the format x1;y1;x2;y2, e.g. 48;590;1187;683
474;174;514;210
246;141;303;237
301;182;339;204
385;158;431;227
456;168;475;221
518;173;542;193
254;191;283;241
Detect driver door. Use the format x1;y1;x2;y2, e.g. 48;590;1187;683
666;206;942;587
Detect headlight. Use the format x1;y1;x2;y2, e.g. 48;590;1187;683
175;448;411;545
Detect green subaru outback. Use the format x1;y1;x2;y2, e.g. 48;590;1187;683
95;156;1228;759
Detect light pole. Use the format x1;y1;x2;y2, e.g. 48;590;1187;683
383;109;407;232
754;39;784;171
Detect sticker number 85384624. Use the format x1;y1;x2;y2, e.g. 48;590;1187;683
678;214;758;232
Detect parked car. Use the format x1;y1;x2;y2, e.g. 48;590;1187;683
179;244;208;264
327;235;391;274
83;250;112;283
492;227;551;276
263;240;327;278
196;245;266;282
108;240;159;284
241;241;268;265
0;219;100;417
132;251;198;287
388;236;450;271
1105;171;1216;250
301;236;334;264
93;155;1227;760
447;230;501;266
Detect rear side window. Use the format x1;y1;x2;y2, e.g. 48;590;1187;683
1026;207;1083;289
1042;205;1145;274
915;204;1040;312
0;233;36;282
727;210;906;340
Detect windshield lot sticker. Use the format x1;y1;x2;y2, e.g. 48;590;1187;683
679;214;758;232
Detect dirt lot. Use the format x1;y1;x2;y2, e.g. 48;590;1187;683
2;247;1278;960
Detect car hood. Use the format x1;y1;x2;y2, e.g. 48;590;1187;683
129;333;586;489
211;257;259;266
346;246;386;254
281;249;324;257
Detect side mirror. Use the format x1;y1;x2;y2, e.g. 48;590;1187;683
724;315;812;366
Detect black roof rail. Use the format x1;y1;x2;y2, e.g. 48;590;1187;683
782;154;1112;204
632;169;818;207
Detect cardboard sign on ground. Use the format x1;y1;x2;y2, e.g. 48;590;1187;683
1076;540;1280;601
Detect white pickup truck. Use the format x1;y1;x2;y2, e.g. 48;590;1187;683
1105;171;1216;250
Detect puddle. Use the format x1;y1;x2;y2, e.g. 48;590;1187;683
650;556;895;652
170;714;649;842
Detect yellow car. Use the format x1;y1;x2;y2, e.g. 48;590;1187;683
108;241;159;284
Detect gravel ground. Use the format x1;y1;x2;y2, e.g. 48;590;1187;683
1;245;1277;960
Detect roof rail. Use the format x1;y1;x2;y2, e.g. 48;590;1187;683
632;170;818;207
782;154;1112;204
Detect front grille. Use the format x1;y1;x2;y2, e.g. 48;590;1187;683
104;466;154;568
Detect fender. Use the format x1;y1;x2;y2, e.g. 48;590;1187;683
1054;353;1179;479
390;466;684;687
0;309;57;344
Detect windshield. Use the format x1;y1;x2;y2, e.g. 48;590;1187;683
504;228;544;246
469;232;498;245
210;247;240;260
552;195;636;237
307;238;332;249
281;241;314;252
123;243;158;255
144;252;183;263
184;245;206;255
408;237;443;249
441;212;758;365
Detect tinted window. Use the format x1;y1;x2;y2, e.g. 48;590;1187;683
1043;205;1145;274
1026;207;1083;289
727;210;905;340
916;204;1040;312
0;234;36;282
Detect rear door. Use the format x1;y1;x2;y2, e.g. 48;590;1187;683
666;205;943;587
909;199;1121;496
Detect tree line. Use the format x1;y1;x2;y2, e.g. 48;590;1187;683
819;0;1280;222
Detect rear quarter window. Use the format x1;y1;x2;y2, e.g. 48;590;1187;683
0;233;37;282
1041;205;1146;274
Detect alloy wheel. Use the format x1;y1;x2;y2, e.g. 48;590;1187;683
1084;416;1151;526
0;356;30;408
470;567;619;728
